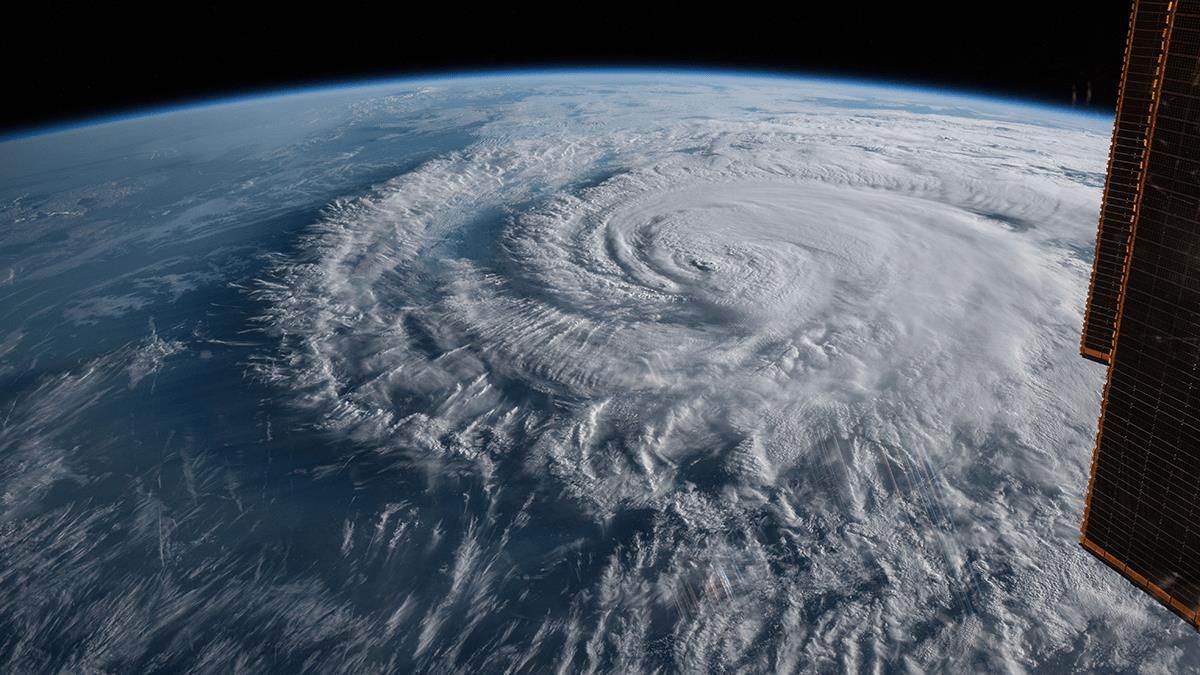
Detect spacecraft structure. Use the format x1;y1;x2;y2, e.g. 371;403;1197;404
1080;0;1200;630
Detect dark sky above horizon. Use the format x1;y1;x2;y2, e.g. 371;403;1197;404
5;3;1130;136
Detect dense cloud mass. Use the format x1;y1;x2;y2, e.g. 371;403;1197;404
1;74;1198;672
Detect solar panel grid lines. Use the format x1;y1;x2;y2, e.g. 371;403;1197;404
1082;0;1174;363
1080;0;1200;631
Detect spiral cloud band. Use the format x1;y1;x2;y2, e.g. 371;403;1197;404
247;78;1194;671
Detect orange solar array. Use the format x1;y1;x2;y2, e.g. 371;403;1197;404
1080;0;1200;630
1081;0;1172;364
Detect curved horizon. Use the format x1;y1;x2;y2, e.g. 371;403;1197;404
1;65;1115;143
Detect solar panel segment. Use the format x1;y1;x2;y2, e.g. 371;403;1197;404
1081;0;1172;364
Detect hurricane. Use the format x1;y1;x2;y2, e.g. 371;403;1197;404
1;72;1196;673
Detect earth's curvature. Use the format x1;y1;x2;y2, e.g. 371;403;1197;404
1;71;1197;672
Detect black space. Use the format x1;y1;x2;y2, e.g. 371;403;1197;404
5;4;1130;136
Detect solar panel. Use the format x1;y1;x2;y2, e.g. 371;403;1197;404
1081;0;1173;364
1081;0;1200;630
